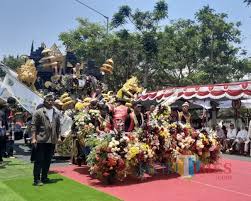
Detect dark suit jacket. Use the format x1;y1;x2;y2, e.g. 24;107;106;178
0;108;9;130
31;107;60;144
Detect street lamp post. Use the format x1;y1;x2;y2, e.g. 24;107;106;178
74;0;109;35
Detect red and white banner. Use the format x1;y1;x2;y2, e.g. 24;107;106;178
139;81;251;102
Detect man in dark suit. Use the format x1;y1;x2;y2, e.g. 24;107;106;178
0;101;8;163
31;93;61;186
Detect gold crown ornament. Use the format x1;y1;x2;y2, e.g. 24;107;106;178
100;58;114;74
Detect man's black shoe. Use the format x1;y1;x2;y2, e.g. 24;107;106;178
33;180;43;186
41;178;52;183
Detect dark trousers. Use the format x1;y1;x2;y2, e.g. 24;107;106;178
33;143;55;182
0;136;5;161
6;140;14;157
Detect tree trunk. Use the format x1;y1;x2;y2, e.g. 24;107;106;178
143;66;149;88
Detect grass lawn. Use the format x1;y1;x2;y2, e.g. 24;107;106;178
0;159;120;201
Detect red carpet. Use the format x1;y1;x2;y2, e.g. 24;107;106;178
51;158;251;201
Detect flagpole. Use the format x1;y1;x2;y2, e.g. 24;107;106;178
74;0;109;35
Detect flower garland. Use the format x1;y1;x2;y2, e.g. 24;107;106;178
191;131;221;164
70;99;221;183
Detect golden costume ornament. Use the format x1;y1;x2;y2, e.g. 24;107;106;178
75;97;92;111
117;76;143;104
17;59;37;91
100;58;114;74
60;93;75;111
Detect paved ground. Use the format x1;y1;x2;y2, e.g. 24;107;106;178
10;139;251;166
222;153;251;162
13;140;70;167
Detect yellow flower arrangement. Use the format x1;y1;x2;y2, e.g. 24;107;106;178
196;139;204;149
127;146;140;160
140;143;149;152
159;128;170;138
199;133;209;144
89;109;100;117
168;123;177;129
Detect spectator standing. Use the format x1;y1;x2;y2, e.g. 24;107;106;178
244;121;251;156
31;94;61;186
0;102;8;163
6;97;18;158
6;122;15;158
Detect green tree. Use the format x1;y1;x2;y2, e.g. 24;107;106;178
111;0;168;87
103;30;143;90
0;55;26;77
59;18;107;64
156;6;249;87
59;18;143;90
2;55;26;70
195;6;247;83
59;4;249;91
157;19;201;86
244;0;251;6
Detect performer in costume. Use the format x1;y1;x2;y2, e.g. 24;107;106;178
116;77;143;106
125;102;144;132
113;98;130;131
73;63;81;79
145;105;155;127
97;104;113;133
178;102;191;125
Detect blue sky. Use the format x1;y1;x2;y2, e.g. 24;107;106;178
0;0;250;59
